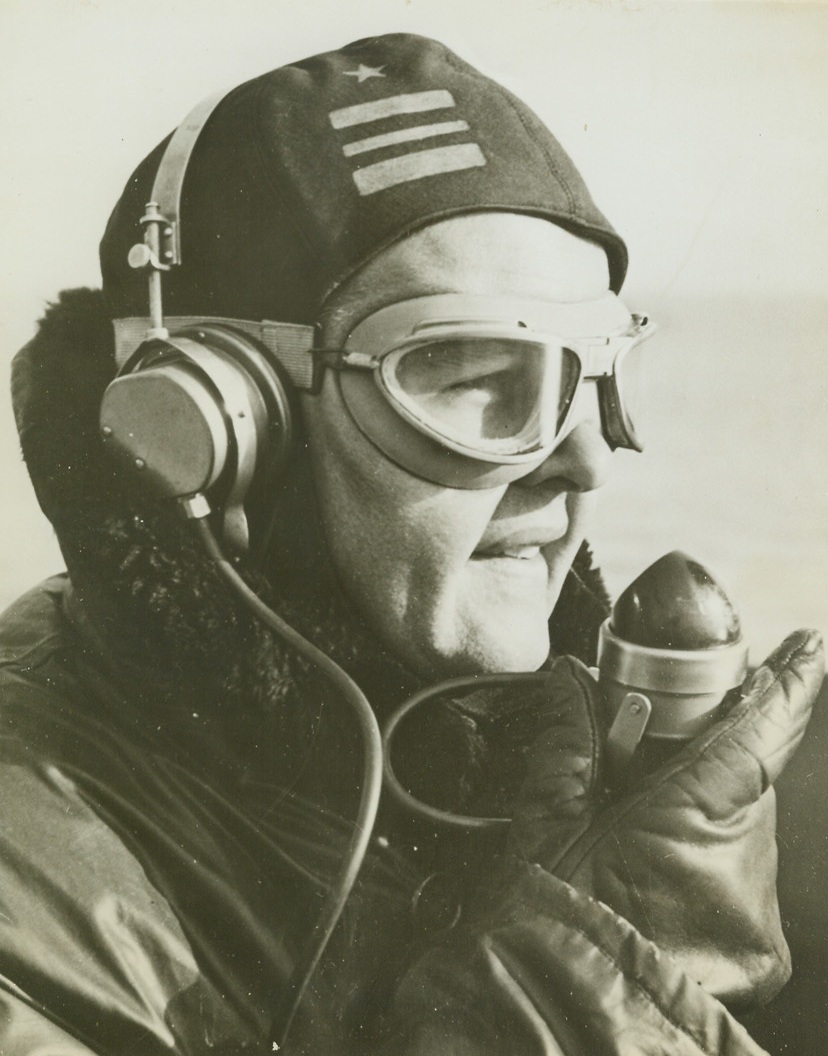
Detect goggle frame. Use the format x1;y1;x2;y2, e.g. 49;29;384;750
316;302;655;466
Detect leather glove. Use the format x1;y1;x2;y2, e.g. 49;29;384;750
509;628;825;1009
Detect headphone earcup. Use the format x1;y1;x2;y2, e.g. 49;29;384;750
100;328;294;555
101;356;230;498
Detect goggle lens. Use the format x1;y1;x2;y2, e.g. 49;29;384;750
382;338;581;458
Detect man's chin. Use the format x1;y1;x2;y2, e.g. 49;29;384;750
437;621;552;676
438;576;568;675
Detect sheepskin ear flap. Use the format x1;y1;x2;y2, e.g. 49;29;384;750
11;288;125;527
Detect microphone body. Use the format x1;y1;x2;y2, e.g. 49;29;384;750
596;552;749;777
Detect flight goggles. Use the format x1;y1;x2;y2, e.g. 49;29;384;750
318;292;656;489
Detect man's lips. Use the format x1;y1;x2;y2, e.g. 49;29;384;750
472;523;569;561
475;545;543;561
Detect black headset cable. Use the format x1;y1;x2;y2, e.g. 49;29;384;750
189;509;383;1049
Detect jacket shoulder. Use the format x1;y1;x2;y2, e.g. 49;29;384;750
0;575;73;670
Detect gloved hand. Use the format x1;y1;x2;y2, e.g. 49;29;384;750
509;629;825;1009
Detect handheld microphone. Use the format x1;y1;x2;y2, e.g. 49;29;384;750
597;551;749;778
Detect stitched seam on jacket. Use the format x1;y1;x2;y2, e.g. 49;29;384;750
488;926;726;1056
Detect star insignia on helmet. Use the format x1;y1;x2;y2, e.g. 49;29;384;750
343;64;386;83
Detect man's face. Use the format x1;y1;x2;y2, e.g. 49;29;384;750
302;214;613;678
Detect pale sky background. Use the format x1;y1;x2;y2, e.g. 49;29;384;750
1;0;826;661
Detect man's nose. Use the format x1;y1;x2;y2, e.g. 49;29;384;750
517;383;612;492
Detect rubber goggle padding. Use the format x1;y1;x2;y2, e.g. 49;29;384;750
606;341;645;452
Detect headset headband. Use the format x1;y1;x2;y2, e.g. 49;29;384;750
126;89;233;336
147;89;228;268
